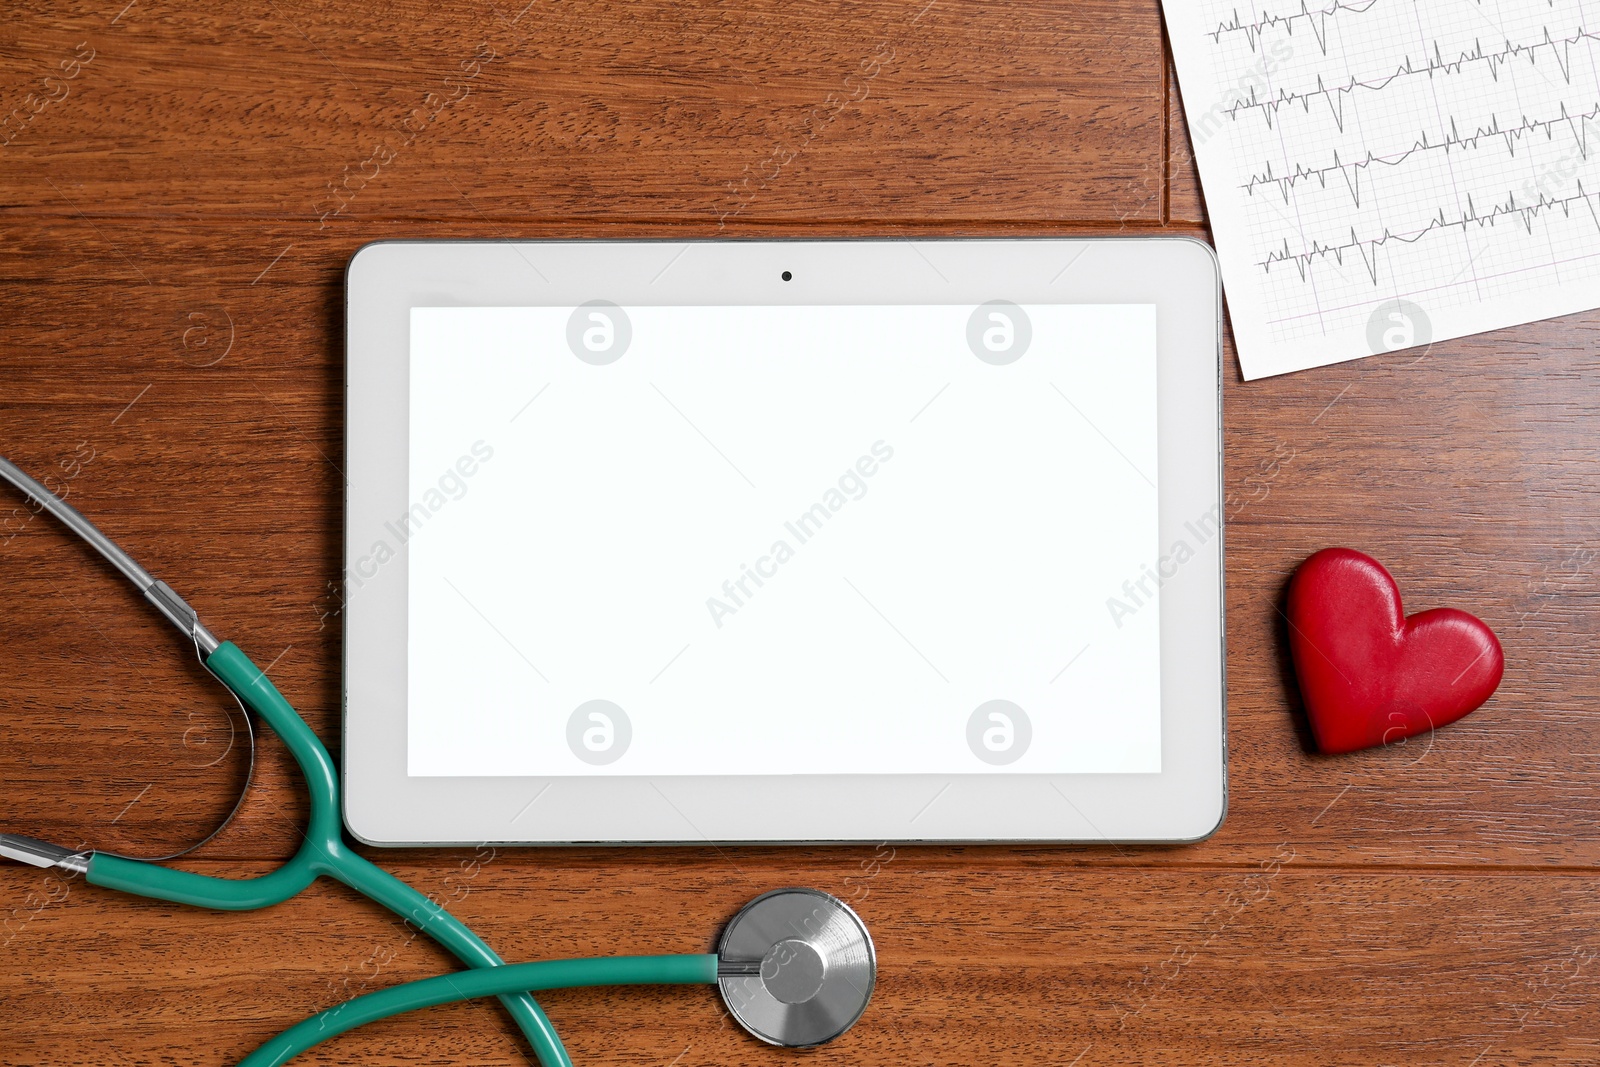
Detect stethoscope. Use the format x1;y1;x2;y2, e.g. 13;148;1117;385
0;456;876;1066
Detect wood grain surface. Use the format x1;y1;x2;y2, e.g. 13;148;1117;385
3;1;1598;1065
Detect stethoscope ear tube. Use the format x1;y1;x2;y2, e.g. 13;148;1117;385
0;454;880;1065
0;456;219;653
0;454;251;864
0;447;580;1067
0;834;89;872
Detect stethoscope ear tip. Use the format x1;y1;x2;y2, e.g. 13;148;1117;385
715;887;876;1048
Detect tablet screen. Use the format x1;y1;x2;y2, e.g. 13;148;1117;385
397;303;1162;777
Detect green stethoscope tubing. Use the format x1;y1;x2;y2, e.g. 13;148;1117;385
86;641;701;1067
0;455;727;1065
239;954;717;1067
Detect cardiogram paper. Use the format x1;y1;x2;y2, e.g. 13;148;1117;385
1163;0;1600;379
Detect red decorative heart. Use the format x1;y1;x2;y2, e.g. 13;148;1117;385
1285;548;1503;755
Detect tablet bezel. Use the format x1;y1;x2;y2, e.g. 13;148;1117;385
343;238;1225;845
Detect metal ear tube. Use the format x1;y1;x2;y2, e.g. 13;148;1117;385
0;454;880;1064
0;834;91;873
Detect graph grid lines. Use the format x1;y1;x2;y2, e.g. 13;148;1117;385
1165;0;1600;378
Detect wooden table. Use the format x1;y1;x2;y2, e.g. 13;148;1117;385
3;1;1598;1063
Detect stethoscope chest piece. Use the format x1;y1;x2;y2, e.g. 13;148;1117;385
716;887;876;1048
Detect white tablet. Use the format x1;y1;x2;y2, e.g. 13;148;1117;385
343;238;1224;845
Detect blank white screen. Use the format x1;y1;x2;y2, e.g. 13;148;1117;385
402;304;1161;776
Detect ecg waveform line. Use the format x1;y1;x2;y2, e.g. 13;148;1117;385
1240;100;1600;206
1225;26;1600;132
1209;0;1383;55
1259;180;1600;283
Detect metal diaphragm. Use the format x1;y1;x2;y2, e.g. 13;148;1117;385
716;887;876;1047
